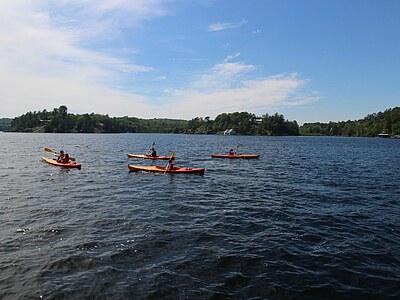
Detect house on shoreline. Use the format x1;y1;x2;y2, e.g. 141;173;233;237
224;129;234;135
377;132;391;138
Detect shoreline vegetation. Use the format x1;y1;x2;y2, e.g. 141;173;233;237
1;106;399;137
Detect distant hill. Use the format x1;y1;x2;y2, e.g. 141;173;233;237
0;118;12;131
300;107;400;137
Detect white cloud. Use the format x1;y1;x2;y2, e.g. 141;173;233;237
207;18;248;32
48;0;170;35
1;66;152;116
158;61;319;119
0;1;163;70
224;53;241;62
193;61;256;91
0;0;166;117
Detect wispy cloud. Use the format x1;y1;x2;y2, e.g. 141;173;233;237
193;61;256;91
46;0;170;36
158;57;318;119
224;53;241;62
207;18;248;32
158;73;318;119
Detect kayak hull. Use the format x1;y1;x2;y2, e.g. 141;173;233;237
42;157;81;169
128;164;205;175
127;154;174;160
211;154;260;159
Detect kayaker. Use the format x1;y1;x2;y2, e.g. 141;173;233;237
166;159;174;172
61;154;70;163
150;147;157;157
56;150;65;162
228;148;236;155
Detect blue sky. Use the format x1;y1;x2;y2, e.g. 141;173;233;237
1;0;399;124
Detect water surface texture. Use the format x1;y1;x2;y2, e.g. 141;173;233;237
1;133;399;299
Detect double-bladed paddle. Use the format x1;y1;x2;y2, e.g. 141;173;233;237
236;144;241;153
146;141;156;154
44;147;76;161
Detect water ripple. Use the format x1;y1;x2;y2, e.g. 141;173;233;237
0;134;399;299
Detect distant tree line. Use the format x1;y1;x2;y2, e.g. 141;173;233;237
11;106;188;133
187;112;299;135
300;107;400;137
10;106;300;135
11;105;399;136
0;118;12;131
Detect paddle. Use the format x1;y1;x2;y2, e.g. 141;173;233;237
146;141;156;154
236;144;241;154
165;153;174;173
44;147;76;161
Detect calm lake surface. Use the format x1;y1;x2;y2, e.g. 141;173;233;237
1;133;399;299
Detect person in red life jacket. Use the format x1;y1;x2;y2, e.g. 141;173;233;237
228;148;236;155
56;150;65;162
61;154;70;164
166;159;174;172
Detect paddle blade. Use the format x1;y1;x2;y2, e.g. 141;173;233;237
44;147;54;153
170;151;175;159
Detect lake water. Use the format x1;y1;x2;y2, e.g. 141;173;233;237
1;133;399;299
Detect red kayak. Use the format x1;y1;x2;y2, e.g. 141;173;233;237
42;157;81;169
128;165;205;175
211;154;260;159
127;154;174;160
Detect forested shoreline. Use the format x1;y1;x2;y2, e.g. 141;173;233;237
300;107;400;137
0;118;12;131
3;105;400;137
9;106;299;136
